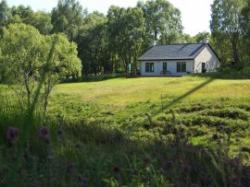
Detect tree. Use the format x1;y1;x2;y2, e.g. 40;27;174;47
78;11;110;77
0;23;81;112
9;5;52;34
0;23;45;108
138;0;183;46
107;6;145;76
0;0;10;31
210;0;245;66
42;33;81;111
26;11;53;34
51;0;85;41
194;32;210;43
177;34;195;43
10;5;33;23
241;0;250;66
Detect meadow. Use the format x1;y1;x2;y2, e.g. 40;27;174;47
0;75;250;186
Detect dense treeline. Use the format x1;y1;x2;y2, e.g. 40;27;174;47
210;0;250;69
0;0;250;78
0;0;208;78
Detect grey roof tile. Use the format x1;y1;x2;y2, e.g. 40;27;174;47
139;43;206;60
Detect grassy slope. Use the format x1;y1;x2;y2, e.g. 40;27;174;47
51;76;250;122
1;76;249;147
0;76;250;186
49;77;250;158
54;76;250;106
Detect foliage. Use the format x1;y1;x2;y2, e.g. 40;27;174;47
78;12;110;77
0;0;10;30
0;23;46;109
0;23;81;112
210;0;249;68
194;32;210;43
51;0;86;41
107;6;145;75
25;11;53;34
1;0;250;75
138;0;183;45
2;4;53;35
241;0;250;67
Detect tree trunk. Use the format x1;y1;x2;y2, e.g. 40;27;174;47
231;33;240;66
24;75;31;109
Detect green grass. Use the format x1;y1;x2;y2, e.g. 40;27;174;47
49;76;250;126
53;77;250;106
0;76;250;186
48;76;250;158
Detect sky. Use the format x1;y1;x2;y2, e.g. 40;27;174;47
7;0;214;36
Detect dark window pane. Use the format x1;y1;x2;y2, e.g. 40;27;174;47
145;63;154;72
182;62;186;72
177;62;186;73
163;62;167;72
145;63;149;72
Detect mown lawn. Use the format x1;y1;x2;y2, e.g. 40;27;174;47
0;76;250;186
49;76;250;126
53;76;250;106
48;76;250;158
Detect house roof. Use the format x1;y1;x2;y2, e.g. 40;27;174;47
138;43;209;61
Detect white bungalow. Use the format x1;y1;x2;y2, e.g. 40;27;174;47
138;43;220;76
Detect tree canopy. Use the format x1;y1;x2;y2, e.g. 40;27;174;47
0;0;249;79
51;0;86;41
0;23;81;110
107;6;145;75
210;0;248;67
138;0;183;45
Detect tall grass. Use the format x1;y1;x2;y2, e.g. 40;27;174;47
0;76;249;186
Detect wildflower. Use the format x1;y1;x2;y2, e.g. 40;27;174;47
229;157;241;167
78;174;88;187
66;162;76;174
6;127;19;145
30;183;39;187
38;127;50;143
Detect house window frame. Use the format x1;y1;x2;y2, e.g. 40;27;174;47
145;62;154;73
163;62;168;72
177;62;187;73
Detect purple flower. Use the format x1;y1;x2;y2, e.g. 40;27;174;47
38;127;50;143
6;127;19;145
66;162;76;174
78;174;88;187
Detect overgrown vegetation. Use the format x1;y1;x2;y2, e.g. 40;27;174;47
0;77;249;186
210;0;250;68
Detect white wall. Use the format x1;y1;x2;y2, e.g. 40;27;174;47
194;45;220;73
140;60;194;76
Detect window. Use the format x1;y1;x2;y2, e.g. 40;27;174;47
177;62;186;73
163;62;167;72
145;63;154;72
